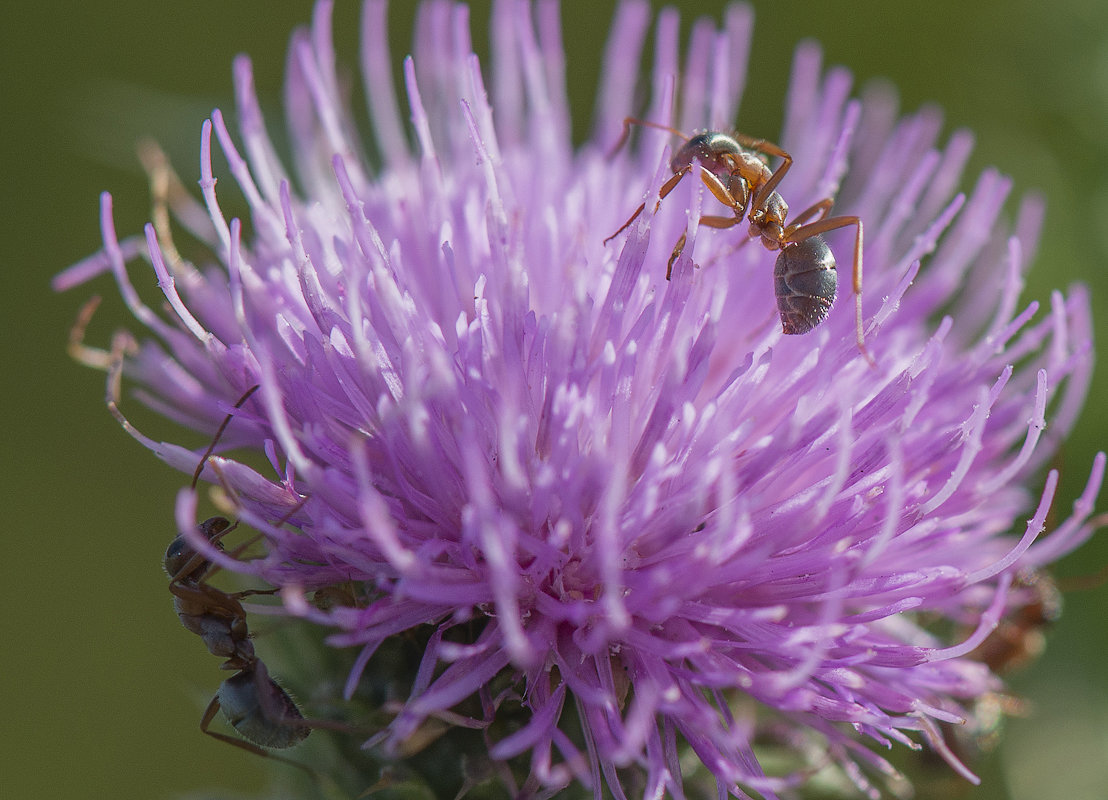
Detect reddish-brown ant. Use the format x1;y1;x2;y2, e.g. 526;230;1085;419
930;565;1092;780
164;385;316;763
971;568;1062;675
605;117;871;364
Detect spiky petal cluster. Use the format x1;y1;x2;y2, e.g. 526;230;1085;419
57;1;1102;797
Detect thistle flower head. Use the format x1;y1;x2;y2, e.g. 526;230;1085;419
57;1;1103;797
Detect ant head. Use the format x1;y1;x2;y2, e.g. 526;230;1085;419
164;516;234;580
671;131;743;174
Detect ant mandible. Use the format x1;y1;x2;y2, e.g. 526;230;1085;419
605;117;872;365
164;384;313;762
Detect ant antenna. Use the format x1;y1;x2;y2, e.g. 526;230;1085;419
191;385;260;489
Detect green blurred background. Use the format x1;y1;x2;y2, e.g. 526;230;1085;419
4;1;1108;798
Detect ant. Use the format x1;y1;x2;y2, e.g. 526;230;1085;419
164;384;314;761
971;568;1062;675
930;563;1101;782
605;117;871;365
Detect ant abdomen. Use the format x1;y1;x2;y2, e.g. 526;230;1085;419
774;235;837;335
218;662;311;749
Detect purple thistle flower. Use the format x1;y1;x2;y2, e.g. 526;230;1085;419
56;1;1103;797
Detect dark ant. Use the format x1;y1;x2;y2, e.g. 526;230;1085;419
605;117;871;365
164;384;315;762
117;151;358;791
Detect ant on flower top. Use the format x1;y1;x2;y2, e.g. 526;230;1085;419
605;117;871;365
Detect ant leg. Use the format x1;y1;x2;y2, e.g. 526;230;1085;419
667;216;747;278
668;165;747;271
665;168;749;279
667;214;748;279
604;167;691;245
731;133;792;165
168;575;277;615
192;385;261;488
231;586;280;600
666;232;687;280
785;215;872;366
698;215;744;229
786;198;834;230
604;202;648;245
169;574;249;612
732;134;794;213
607;116;690;159
697;166;749;216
